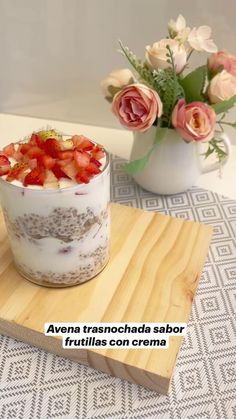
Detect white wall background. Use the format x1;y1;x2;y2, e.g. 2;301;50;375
0;0;236;141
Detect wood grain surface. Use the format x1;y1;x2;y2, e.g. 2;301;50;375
0;203;212;394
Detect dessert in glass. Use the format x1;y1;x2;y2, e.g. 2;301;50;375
0;130;110;287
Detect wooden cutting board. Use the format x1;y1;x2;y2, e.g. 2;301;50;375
0;203;212;394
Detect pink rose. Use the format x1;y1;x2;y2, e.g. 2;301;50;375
112;84;163;132
208;70;236;103
172;99;216;142
208;50;236;76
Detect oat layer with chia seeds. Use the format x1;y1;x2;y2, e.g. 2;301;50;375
4;207;108;242
4;206;110;287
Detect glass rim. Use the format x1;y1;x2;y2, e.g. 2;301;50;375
0;149;110;195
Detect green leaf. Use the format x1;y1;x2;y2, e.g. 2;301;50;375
123;153;150;174
202;137;227;163
105;96;113;103
211;95;236;114
123;127;167;174
107;85;121;96
179;65;207;102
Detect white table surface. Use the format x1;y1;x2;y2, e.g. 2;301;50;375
1;112;236;200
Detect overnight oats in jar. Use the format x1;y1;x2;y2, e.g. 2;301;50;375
0;130;110;287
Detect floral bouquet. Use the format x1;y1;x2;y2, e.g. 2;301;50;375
101;15;236;173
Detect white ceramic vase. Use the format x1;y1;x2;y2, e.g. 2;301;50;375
130;127;231;195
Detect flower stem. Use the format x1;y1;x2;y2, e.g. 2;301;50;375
217;120;236;127
187;48;194;61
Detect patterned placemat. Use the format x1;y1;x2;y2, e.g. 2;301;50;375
0;155;236;419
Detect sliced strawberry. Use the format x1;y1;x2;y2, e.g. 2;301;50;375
3;143;15;157
6;162;28;181
91;146;105;160
79;140;94;151
26;146;45;159
59;139;74;150
28;159;38;169
35;135;45;149
90;157;102;168
57;158;73;167
72;135;94;151
57;150;74;161
61;161;78;179
43;138;60;158
86;162;101;175
0;154;10;165
71;135;84;147
18;143;31;155
13;150;24;162
24;167;45;186
0;154;11;176
44;169;59;189
75;170;91;184
51;163;69;179
74;150;90;169
37;154;56;169
29;133;44;149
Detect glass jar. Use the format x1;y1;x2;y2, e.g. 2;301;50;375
0;152;110;287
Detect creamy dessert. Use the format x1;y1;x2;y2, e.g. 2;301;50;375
0;130;110;287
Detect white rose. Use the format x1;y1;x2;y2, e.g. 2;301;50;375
145;38;187;74
101;69;134;99
208;70;236;103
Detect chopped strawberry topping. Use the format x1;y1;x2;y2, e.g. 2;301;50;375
26;146;45;159
29;133;44;149
71;135;84;147
59;139;74;150
72;135;94;151
90;157;102;167
0;154;10;166
13;150;24;162
37;155;56;169
2;130;105;186
60;161;78;179
18;143;31;155
3;143;15;157
28;159;38;169
57;150;74;161
75;170;90;184
91;146;105;160
86;162;101;175
51;163;69;179
74;150;90;168
6;162;28;181
0;154;11;176
43;138;60;158
24;167;45;186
